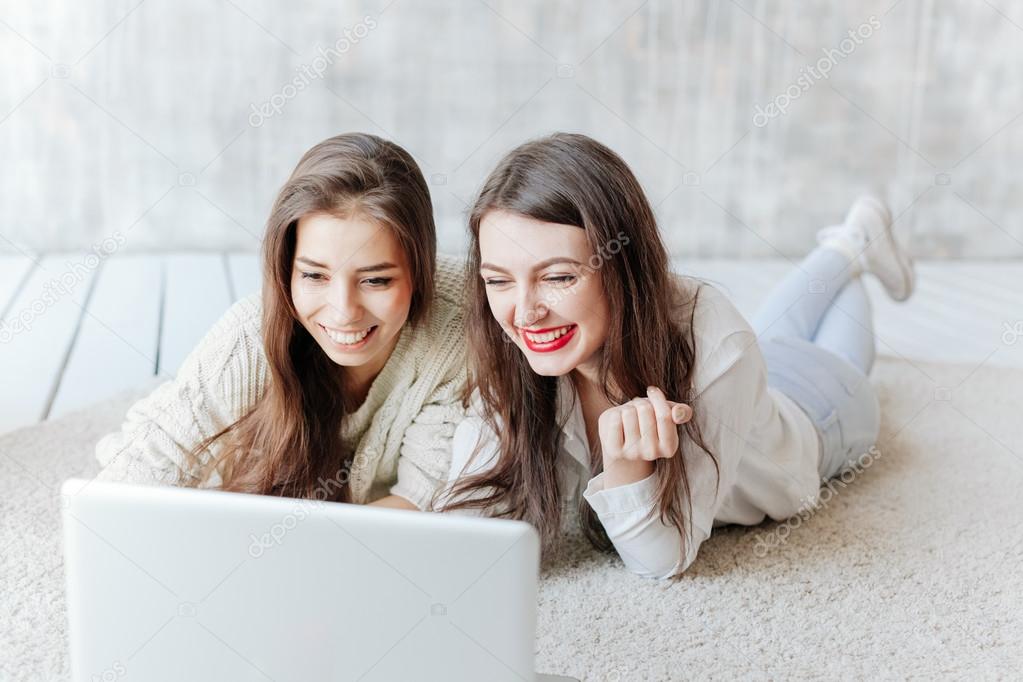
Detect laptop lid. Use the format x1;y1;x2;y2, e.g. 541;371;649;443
61;478;540;682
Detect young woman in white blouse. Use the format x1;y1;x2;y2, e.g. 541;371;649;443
440;133;914;579
95;133;466;510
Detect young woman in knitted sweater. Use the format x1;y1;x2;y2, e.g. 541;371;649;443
95;133;466;510
440;133;915;578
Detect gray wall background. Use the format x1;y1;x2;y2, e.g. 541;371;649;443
2;0;1021;258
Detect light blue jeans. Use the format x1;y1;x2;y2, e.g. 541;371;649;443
751;247;881;480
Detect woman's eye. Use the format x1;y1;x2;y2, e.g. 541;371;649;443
544;274;577;286
363;277;393;287
483;278;510;287
300;271;325;281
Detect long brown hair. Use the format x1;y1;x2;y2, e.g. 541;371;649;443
181;132;436;500
443;133;717;572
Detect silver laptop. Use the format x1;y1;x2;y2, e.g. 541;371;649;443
61;478;576;682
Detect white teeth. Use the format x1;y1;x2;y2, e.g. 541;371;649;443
323;326;372;345
523;325;573;343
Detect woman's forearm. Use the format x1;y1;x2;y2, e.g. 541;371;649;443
368;494;419;510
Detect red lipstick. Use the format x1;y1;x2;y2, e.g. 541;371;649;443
519;324;577;353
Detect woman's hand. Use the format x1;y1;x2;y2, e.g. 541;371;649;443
597;386;693;489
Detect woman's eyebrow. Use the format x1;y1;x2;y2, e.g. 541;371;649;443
295;257;398;273
533;257;583;269
480;257;582;274
296;256;329;268
355;262;399;273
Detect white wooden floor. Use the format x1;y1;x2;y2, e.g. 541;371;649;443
1;253;1021;436
0;252;261;435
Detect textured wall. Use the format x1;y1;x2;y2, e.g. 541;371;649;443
1;0;1020;258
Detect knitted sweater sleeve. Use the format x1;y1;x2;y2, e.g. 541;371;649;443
93;295;268;486
388;361;467;510
388;253;469;510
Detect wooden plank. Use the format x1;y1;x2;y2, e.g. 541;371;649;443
0;253;95;433
676;259;791;319
675;259;1023;369
0;255;34;316
226;252;261;302
49;255;162;419
919;264;1023;323
926;261;1023;289
158;253;233;377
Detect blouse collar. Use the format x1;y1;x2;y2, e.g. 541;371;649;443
556;374;594;471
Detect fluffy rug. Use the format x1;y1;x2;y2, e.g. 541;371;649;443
2;356;1021;681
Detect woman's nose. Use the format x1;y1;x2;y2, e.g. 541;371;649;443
328;283;364;324
515;287;549;329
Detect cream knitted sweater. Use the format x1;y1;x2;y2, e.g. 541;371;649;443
94;255;468;510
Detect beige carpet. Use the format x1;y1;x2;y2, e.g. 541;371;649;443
2;356;1022;681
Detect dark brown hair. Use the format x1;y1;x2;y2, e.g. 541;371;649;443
443;132;717;574
181;132;436;500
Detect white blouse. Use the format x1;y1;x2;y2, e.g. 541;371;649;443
443;281;823;579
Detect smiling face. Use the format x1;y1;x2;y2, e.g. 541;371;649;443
290;212;413;385
478;209;610;377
